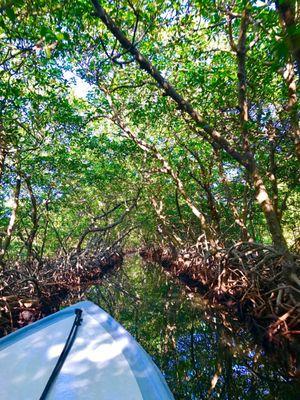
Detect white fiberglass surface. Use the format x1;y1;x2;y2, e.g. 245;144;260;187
0;309;143;400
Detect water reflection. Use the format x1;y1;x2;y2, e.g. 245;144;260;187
87;255;299;399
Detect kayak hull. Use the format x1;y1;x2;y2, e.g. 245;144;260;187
0;301;174;400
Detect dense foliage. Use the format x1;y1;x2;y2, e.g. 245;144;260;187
0;0;299;261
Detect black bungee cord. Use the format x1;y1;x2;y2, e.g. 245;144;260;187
39;308;83;400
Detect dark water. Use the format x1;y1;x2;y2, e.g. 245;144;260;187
87;255;299;399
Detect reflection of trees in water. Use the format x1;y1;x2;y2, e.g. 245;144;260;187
88;256;299;399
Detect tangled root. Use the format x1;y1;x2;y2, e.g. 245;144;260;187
0;249;123;336
140;241;300;376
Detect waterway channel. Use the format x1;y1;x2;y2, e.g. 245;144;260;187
87;255;299;399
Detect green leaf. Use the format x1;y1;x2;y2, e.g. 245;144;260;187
6;8;16;21
44;45;51;58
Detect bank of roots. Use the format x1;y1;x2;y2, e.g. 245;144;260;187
140;242;300;376
0;249;123;337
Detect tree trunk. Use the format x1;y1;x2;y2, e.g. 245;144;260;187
236;9;250;151
189;171;221;235
0;176;21;265
283;62;300;160
151;197;183;246
25;177;39;259
275;0;300;78
0;125;6;185
249;161;288;253
218;156;251;242
232;9;287;251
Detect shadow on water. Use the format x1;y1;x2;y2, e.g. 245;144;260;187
87;255;299;400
